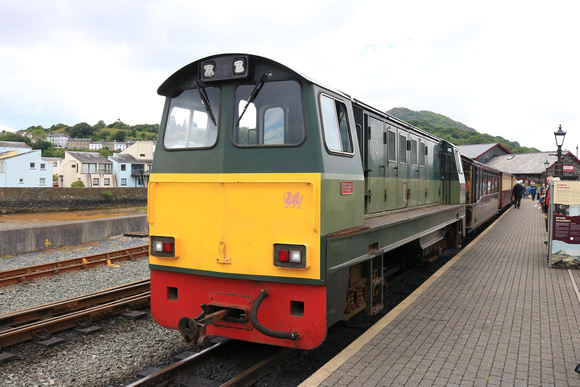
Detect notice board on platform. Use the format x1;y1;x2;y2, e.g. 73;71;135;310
549;180;580;268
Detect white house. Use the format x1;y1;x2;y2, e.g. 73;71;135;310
0;149;54;187
89;142;103;150
47;133;70;148
61;151;114;187
108;141;154;187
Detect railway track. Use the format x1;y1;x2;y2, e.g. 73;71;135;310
128;338;298;387
0;280;150;348
0;245;148;287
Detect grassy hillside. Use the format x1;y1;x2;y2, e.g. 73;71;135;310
387;107;539;153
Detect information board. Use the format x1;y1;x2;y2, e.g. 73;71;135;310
549;181;580;268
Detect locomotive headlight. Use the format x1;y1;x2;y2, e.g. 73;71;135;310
150;236;176;258
233;59;246;74
289;250;302;263
202;62;215;79
274;244;306;269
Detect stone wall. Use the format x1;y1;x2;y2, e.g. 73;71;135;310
0;187;147;214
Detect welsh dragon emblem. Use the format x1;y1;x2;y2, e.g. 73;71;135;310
283;192;303;209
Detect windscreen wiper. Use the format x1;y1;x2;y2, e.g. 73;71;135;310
196;81;217;126
236;71;272;126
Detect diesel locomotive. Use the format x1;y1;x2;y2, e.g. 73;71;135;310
148;54;468;350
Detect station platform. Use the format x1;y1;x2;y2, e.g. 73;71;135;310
301;198;580;386
0;209;148;255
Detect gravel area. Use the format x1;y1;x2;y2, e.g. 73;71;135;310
0;236;149;314
0;235;194;386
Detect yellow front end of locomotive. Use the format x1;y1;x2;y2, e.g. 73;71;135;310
148;173;322;282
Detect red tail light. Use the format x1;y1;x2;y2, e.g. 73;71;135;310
278;250;290;262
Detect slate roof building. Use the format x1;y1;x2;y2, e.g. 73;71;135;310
0;142;53;187
0;141;32;154
108;141;154;187
458;142;580;186
485;151;580;185
457;143;511;163
61;151;113;187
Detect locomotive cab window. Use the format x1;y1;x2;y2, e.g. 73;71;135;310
320;94;353;154
163;86;220;149
234;80;305;146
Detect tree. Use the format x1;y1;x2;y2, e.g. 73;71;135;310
50;123;69;133
30;129;47;143
0;132;32;145
113;130;127;141
32;140;52;151
109;119;130;130
94;120;107;129
26;125;46;132
69;122;96;138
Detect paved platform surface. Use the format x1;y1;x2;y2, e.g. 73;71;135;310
302;198;580;386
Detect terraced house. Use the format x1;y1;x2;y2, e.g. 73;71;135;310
0;141;54;187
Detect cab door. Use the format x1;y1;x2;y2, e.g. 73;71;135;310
417;139;427;205
385;127;398;210
397;130;409;208
408;134;419;207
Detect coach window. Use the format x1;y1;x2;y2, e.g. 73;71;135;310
320;94;352;154
234;80;305;146
164;85;220;149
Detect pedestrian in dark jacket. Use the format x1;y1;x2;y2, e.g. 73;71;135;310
512;181;524;209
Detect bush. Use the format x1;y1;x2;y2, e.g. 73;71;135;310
101;190;114;200
71;181;85;188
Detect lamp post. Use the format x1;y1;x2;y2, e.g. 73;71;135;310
554;125;566;178
544;160;549;184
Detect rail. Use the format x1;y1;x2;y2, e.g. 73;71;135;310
0;280;150;348
0;245;148;287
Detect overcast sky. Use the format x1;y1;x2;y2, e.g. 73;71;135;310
1;0;578;152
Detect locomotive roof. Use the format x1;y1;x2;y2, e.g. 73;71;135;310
158;53;350;99
158;53;454;147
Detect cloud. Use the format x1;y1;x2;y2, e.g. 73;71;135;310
0;0;579;152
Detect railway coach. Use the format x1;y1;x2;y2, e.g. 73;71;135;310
148;54;466;350
461;156;514;232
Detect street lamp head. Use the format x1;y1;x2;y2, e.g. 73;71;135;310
554;124;567;147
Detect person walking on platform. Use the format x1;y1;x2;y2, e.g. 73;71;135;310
530;185;536;201
512;180;524;209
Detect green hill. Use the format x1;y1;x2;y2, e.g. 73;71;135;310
386;107;539;153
